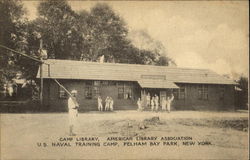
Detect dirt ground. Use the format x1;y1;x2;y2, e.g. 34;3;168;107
0;110;248;160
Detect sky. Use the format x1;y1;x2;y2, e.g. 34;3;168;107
22;0;249;79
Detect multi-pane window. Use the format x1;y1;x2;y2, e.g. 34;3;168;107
219;85;225;100
198;84;208;100
173;87;185;100
59;87;67;99
179;87;185;99
93;86;100;98
101;81;109;86
93;81;100;99
85;86;92;99
118;87;124;99
124;87;132;99
117;82;133;99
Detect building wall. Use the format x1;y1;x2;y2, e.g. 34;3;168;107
172;83;235;110
43;79;140;112
42;80;235;112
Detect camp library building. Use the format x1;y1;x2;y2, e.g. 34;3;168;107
37;59;237;112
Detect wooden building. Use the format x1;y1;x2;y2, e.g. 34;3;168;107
37;59;237;112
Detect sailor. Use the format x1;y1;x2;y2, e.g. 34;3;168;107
68;90;79;136
137;98;142;111
151;97;155;111
161;97;167;111
97;96;103;111
154;94;159;112
109;97;114;111
146;93;151;108
105;96;110;111
166;94;174;113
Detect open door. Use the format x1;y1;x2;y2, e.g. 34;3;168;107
160;90;167;107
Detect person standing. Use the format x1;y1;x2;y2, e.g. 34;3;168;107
137;98;142;111
161;97;167;111
166;94;174;113
151;97;155;111
105;96;110;111
146;93;151;108
97;96;103;111
68;90;79;136
154;94;159;112
109;97;114;111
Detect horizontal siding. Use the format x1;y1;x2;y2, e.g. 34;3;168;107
37;59;236;85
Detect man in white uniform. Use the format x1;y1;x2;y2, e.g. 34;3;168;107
151;97;155;111
137;98;142;111
105;96;110;111
109;97;114;111
154;94;159;112
68;90;79;136
146;93;151;108
161;97;167;111
97;96;103;111
166;94;174;113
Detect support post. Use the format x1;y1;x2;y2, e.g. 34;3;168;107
40;60;43;106
39;39;43;107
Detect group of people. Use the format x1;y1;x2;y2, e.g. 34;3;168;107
98;96;114;111
67;90;174;136
137;93;174;112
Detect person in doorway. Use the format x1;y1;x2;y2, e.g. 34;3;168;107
137;98;142;111
105;96;110;111
97;96;103;111
154;94;159;112
109;97;114;111
151;97;155;111
166;94;174;113
68;90;79;136
146;93;151;108
161;97;167;111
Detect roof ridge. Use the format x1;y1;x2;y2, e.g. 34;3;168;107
44;59;210;71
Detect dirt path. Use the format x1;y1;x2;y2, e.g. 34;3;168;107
0;111;248;159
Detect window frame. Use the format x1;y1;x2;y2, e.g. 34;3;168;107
59;86;67;99
198;84;209;100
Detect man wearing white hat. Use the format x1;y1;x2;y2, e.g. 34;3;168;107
68;90;79;136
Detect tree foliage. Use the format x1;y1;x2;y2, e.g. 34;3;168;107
0;0;35;85
1;0;176;86
33;1;173;65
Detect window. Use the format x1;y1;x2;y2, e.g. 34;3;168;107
124;87;132;99
101;81;109;86
198;85;208;100
173;87;185;100
109;81;116;86
117;82;134;99
173;89;179;99
59;87;67;99
93;86;100;98
179;87;185;99
219;85;225;100
118;87;124;99
93;81;100;86
85;86;92;99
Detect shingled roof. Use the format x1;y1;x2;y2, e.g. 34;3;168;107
37;59;237;85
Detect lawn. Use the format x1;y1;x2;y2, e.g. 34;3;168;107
0;110;248;159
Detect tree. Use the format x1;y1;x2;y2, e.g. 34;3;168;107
82;3;130;62
0;0;32;85
35;0;81;59
128;30;176;66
